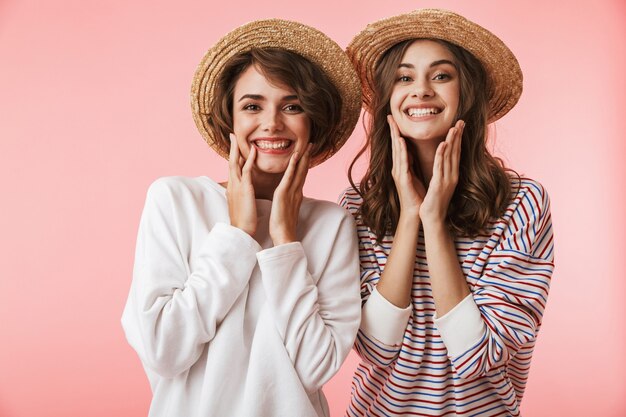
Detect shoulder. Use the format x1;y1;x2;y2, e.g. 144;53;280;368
300;197;357;239
303;197;354;223
507;176;551;219
144;176;224;208
337;186;363;216
494;175;554;256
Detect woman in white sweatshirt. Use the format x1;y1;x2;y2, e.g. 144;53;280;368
121;19;362;417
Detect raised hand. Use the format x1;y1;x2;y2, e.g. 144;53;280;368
269;143;312;246
226;133;257;237
419;120;465;226
388;115;426;218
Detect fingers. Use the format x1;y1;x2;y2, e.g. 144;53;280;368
451;120;464;178
435;120;464;181
279;149;299;190
241;146;256;181
279;142;310;190
442;126;456;178
432;141;446;183
292;142;312;192
443;120;464;179
388;115;398;169
388;115;407;175
228;133;241;180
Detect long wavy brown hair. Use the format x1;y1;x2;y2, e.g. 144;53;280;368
207;48;342;165
349;39;517;239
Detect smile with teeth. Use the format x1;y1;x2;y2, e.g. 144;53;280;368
406;107;441;117
253;140;293;150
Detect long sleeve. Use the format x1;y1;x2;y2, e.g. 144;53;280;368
339;190;411;368
121;178;261;378
434;179;555;380
344;179;555;417
255;205;361;394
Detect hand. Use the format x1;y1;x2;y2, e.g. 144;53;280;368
226;133;257;237
269;143;312;246
388;115;426;218
419;120;465;226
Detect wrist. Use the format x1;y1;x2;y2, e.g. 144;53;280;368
421;217;448;234
398;211;421;228
270;225;297;246
399;203;421;221
271;235;296;246
231;218;256;237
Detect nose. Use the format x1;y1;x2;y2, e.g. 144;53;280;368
262;108;284;133
411;79;434;99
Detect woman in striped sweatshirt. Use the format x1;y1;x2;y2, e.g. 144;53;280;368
340;9;555;417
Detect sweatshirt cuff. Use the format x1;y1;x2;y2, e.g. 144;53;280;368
434;294;485;357
198;222;262;277
210;222;262;253
256;242;314;282
361;287;411;346
257;241;303;261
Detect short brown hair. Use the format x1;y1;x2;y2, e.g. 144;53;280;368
207;48;343;164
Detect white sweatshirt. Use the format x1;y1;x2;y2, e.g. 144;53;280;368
121;176;361;417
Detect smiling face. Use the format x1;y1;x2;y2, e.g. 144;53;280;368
232;64;311;174
389;39;460;144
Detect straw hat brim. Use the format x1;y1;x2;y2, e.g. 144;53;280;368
191;19;362;166
347;9;523;123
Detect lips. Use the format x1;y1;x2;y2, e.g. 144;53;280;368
252;138;294;151
405;107;442;118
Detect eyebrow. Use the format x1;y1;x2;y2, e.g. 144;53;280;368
237;94;299;102
398;59;458;69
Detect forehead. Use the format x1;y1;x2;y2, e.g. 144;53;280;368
233;65;295;97
400;39;456;66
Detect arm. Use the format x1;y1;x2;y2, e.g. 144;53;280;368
375;115;426;309
256;209;361;393
121;178;260;378
348;116;426;367
339;189;412;368
419;120;470;317
434;181;554;380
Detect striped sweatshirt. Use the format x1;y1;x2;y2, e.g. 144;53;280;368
339;177;554;417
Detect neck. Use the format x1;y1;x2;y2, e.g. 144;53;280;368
407;139;441;186
251;169;283;200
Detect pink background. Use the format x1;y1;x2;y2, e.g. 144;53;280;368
1;0;625;416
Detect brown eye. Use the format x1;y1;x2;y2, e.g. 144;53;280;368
243;104;260;111
283;104;304;113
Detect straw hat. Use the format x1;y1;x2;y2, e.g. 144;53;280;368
347;9;523;123
191;19;361;165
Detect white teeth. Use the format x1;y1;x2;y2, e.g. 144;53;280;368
255;140;291;150
407;108;440;117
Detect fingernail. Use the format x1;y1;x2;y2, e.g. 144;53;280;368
229;133;234;141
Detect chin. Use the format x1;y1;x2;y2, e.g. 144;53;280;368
400;127;448;142
255;162;288;175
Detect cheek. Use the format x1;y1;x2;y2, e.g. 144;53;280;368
447;84;461;115
232;114;254;137
389;89;404;116
231;115;252;155
291;116;311;142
